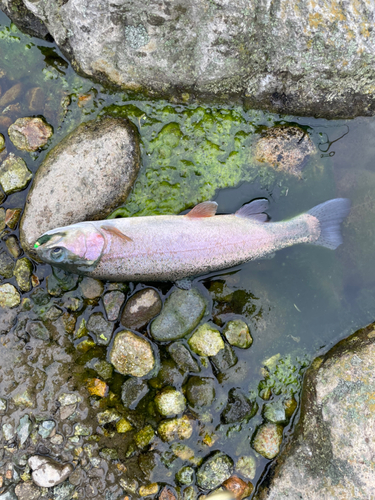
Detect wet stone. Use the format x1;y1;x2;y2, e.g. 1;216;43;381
13;389;34;408
100;447;118;460
134;425;155;448
176;466;194;485
86;378;108;397
27;321;50;341
158;416;193;442
221;389;258;424
121;288;162;330
14;481;41;500
188;323;224;357
3;423;15;441
109;330;156;377
262;399;288;425
116;417;133;433
0;283;20;308
26;86;45;113
155;387;186;417
0;303;18;334
0;133;5;150
17;414;32;446
222;475;253;500
223;320;253;349
0;206;5;230
52;481;75;500
38;420;55;438
196;451;234;490
59;291;83;312
74;423;92;436
59;404;76;420
235;455;257;480
0;83;22;107
5;235;21;259
28;455;74;488
159;486;178;500
182;486;196;500
150;288;207;342
139;483;159;496
97;409;121;425
185;377;215;409
103;290;125;321
79;277;104;299
13;257;33;292
0;154;32;194
252;423;283;459
0;397;7;412
87;312;114;346
0;487;17;500
8;117;53;152
168;342;200;373
47;267;79;295
5;208;22;229
210;342;238;372
121;377;149;409
58;393;81;406
93;359;113;380
0;249;15;278
149;359;186;390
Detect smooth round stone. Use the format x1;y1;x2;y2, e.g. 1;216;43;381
0;153;32;194
0;283;20;308
196;451;234;490
121;288;162;330
188;323;224;356
109;330;156;377
223;320;253;349
155;387;186;416
150;288;206;342
252;423;283;459
28;455;73;487
79;277;104;299
8;116;53;152
185;376;216;408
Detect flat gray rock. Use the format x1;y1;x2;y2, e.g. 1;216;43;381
20;116;140;258
3;0;375;117
255;323;375;500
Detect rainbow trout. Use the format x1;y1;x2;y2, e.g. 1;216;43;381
34;198;350;282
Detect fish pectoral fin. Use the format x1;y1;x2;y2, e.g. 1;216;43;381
235;198;270;222
101;225;133;242
185;201;218;218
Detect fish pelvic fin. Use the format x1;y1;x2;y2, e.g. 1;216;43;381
308;198;351;250
101;224;133;242
186;201;218;218
235;198;270;222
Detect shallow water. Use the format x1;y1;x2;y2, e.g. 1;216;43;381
0;10;375;498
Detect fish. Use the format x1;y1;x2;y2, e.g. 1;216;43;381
33;197;350;282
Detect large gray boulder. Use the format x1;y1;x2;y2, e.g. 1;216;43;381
255;322;375;500
2;0;375;117
20;116;140;258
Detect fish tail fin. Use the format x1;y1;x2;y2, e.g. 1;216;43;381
308;198;351;250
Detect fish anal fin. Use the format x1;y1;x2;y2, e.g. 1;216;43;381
235;198;270;222
101;224;133;242
186;201;218;218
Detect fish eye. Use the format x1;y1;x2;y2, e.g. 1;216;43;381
50;247;66;262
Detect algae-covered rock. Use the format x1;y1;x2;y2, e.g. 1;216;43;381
256;323;375;500
109;330;156;377
13;257;33;292
158;416;193;442
236;455;257;481
196;451;234;490
134;425;155;449
0;153;32;194
0;249;15;278
20;116;140;257
252;423;283;460
121;288;162;330
148;359;186;390
223;320;253;349
155;387;186;417
188;323;224;357
27;321;50;341
221;389;258;425
151;288;207;342
0;283;20;308
8;117;53;152
210;343;238;372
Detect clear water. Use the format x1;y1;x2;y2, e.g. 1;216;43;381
0;10;375;497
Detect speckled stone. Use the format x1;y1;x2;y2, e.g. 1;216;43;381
196;451;234;490
109;330;156;377
79;277;104;299
155;387;186;417
0;283;20;308
8;117;53;152
252;423;283;460
121;288;162;330
188;323;224;357
223;320;253;349
158;416;193;442
13;257;33;292
103;290;125;321
256;323;375;500
0;153;32;194
28;455;73;488
236;455;257;480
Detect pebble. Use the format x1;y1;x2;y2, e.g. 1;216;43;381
58;393;81;406
87;312;114;346
27;321;50;341
121;377;149;409
0;207;5;230
79;277;104;299
168;342;200;373
0;154;32;194
5;208;22;229
185;377;216;409
262;399;288;425
14;481;41;500
196;451;234;490
188;323;225;357
0;398;7;412
26;87;45;113
86;378;108;397
109;330;156;377
13;258;33;292
8;117;53;152
121;288;162;330
0;487;17;500
176;466;194;485
150;288;207;342
103;290;125;321
5;236;21;259
0;284;20;308
0;83;22;107
223;320;253;349
149;359;186;389
235;455;257;480
155;387;186;417
134;425;155;448
0;249;15;279
139;483;159;496
158;416;193;442
159;486;177;500
96;409;121;425
222;475;253;500
252;422;283;459
2;423;15;441
116;418;133;434
210;343;238;372
38;420;55;439
221;388;258;424
28;455;74;488
59;404;76;420
16;414;32;446
92;360;113;380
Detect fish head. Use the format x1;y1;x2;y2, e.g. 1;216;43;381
34;222;105;272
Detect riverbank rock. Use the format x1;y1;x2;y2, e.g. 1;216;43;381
20;116;140;258
255;322;375;500
4;1;375;117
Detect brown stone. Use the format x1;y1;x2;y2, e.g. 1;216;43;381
8;116;53;152
0;116;12;128
121;288;162;330
26;87;45;113
223;476;253;500
5;208;22;229
159;486;177;500
0;83;22;107
86;378;108;397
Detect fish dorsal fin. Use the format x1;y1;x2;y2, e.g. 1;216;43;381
186;201;218;218
101;224;133;242
235;199;270;222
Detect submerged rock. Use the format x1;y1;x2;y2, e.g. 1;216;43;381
168;342;200;373
196;451;234;490
188;323;224;357
87;312;114;346
155;387;186;416
0;83;22;108
121;377;149;409
13;257;33;292
104;290;125;321
256;323;375;500
28;455;73;488
121;288;162;330
8;117;53;152
0;153;32;194
221;388;258;424
223;320;253;349
185;376;215;409
109;330;156;377
158;416;193;442
0;249;15;279
150;288;206;342
252;423;283;460
20;116;140;257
